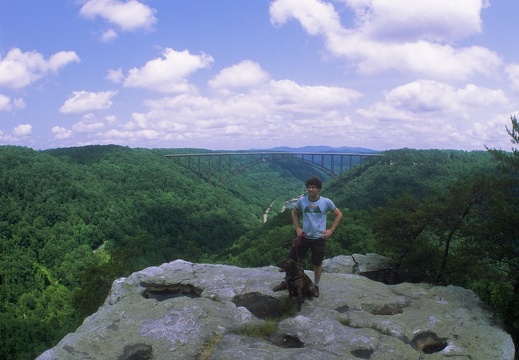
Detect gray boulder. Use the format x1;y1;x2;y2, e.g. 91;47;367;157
37;256;515;360
322;253;392;274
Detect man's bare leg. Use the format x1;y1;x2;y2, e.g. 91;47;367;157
314;263;322;285
313;263;322;297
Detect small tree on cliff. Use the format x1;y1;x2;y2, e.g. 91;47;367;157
484;115;519;355
486;115;519;171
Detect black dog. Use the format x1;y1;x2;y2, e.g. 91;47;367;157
276;258;319;311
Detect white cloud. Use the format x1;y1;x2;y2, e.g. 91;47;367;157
59;90;118;114
208;60;270;94
100;28;118;42
269;0;500;80
505;63;519;92
106;68;124;83
0;95;25;111
72;117;106;132
383;80;507;114
47;51;81;72
0;130;14;144
343;0;485;43
0;94;10;111
356;80;509;149
13;124;32;136
123;48;214;93
0;48;79;89
270;0;342;35
53;113;121;142
52;126;72;140
105;115;118;124
79;0;156;32
269;79;362;111
13;98;26;109
120;66;362;148
101;128;160;141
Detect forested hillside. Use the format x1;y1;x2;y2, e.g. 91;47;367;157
1;144;518;358
216;147;519;356
0;145;307;359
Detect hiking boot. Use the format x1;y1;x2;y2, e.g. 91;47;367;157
272;281;287;291
313;285;319;298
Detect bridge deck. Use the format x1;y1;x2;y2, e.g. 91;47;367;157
164;151;383;184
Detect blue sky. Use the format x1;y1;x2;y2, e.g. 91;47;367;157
1;0;519;151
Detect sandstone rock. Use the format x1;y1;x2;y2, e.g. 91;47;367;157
322;253;391;274
37;256;515;360
323;253;403;284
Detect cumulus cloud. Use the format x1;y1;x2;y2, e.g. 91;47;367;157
101;128;160;141
52;113;123;143
269;79;362;110
106;68;124;83
100;28;119;42
0;48;79;89
123;48;214;93
505;63;519;92
13;98;26;109
358;80;507;119
356;80;509;149
59;90;118;114
105;115;118;124
344;0;485;43
270;0;341;35
119;62;362;148
0;95;25;111
13;124;32;136
0;95;10;111
79;0;156;32
269;0;500;80
72;113;107;132
208;60;270;94
0;124;34;145
52;126;73;140
383;80;507;114
0;130;16;144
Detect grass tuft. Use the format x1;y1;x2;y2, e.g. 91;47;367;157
234;320;279;340
278;294;297;318
196;333;224;360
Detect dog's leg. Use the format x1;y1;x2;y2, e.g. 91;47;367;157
287;281;294;300
297;287;303;311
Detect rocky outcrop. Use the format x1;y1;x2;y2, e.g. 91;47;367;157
38;255;515;359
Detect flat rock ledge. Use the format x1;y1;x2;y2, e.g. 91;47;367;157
38;255;515;360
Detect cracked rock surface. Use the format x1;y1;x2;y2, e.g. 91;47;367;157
37;255;515;360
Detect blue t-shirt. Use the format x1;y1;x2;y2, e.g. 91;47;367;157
295;195;336;239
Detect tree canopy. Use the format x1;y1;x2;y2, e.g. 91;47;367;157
1;142;519;358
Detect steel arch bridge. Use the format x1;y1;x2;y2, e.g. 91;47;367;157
164;152;383;185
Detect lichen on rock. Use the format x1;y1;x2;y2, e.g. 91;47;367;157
37;256;516;360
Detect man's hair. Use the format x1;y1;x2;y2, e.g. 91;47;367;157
306;176;322;189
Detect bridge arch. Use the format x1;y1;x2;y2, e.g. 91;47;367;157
164;152;383;185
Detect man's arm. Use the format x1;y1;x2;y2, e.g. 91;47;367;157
291;207;304;236
323;207;343;240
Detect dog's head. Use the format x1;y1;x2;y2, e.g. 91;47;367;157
277;258;300;275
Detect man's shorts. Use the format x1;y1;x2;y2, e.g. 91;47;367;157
288;237;326;266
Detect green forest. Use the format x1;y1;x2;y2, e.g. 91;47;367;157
1;118;519;359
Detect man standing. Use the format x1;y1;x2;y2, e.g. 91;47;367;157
274;176;342;295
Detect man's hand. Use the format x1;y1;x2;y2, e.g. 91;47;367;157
295;227;304;237
322;228;334;240
323;207;342;240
